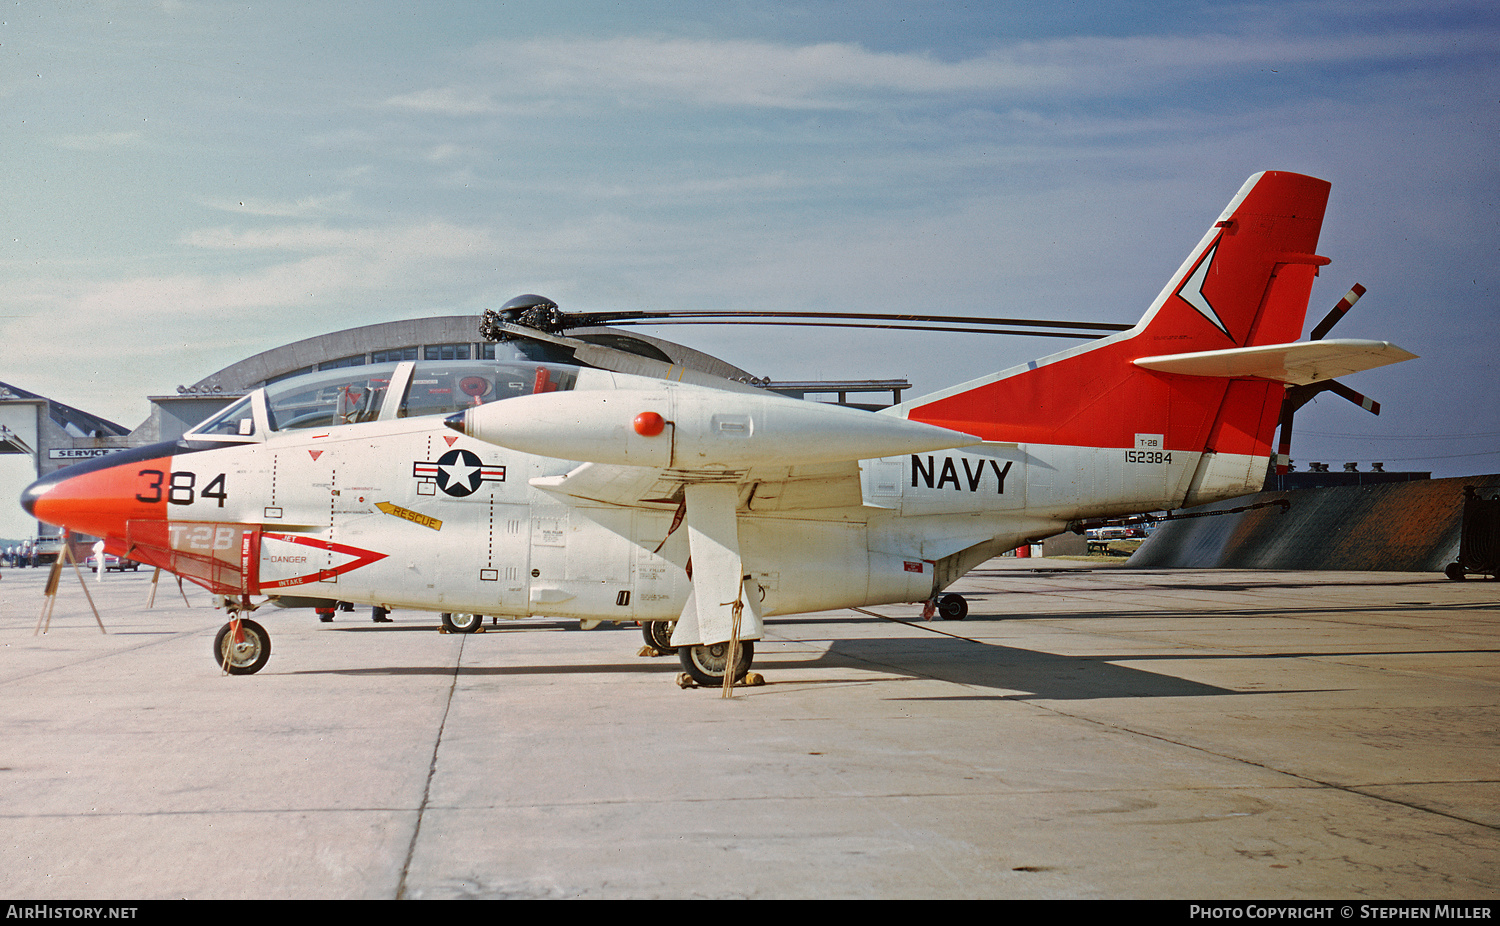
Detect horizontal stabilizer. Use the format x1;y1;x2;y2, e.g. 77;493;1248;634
1132;339;1417;386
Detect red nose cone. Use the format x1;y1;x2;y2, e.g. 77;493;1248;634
24;453;173;540
633;411;665;437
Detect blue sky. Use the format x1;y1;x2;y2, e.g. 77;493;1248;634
3;1;1498;536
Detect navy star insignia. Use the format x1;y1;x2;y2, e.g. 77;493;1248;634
414;448;506;497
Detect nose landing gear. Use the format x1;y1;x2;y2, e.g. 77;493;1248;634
213;596;271;675
214;617;271;675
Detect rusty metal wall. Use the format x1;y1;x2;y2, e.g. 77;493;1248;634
1127;474;1500;571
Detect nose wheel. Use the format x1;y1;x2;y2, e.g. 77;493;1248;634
214;618;271;675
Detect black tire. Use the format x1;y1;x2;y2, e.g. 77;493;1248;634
938;593;969;620
214;618;271;675
1445;563;1467;581
678;640;754;687
642;620;676;652
441;612;484;633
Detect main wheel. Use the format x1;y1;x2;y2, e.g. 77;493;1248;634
938;593;969;620
678;640;754;687
214;618;271;675
642;620;676;652
441;612;484;633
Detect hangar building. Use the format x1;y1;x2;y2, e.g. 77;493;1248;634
8;314;910;542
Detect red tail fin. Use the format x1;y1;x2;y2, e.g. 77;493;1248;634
906;171;1332;460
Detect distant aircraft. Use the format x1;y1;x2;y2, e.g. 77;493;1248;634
20;171;1415;684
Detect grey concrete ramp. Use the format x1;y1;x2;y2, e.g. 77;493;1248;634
1130;474;1500;571
2;560;1498;899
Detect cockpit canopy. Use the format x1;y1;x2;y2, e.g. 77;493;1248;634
186;359;580;443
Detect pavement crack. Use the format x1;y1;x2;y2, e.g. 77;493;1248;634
395;634;464;899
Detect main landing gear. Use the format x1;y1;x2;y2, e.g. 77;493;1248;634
937;593;969;620
440;611;485;633
922;593;969;620
641;621;755;687
642;620;676;653
677;640;755;688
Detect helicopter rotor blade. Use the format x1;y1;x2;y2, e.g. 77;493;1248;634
488;320;765;392
1322;378;1381;416
598;317;1111;339
1309;284;1366;341
561;308;1132;339
1275;284;1379;474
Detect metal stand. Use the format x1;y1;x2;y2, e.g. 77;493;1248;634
34;533;107;635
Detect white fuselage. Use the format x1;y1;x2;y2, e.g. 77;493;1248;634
155;396;1257;621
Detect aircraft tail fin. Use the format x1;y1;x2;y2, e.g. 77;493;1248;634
901;171;1345;503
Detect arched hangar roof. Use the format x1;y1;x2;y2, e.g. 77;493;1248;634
182;315;756;397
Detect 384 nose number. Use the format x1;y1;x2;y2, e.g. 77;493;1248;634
136;470;229;507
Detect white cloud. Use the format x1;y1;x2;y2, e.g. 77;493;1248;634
459;37;1043;110
2;221;505;363
384;86;500;115
197;192;353;218
379;27;1500;113
53;131;145;151
180;220;495;257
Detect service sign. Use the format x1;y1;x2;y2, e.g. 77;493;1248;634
49;448;123;460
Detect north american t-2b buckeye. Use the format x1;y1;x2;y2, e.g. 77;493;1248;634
21;171;1416;686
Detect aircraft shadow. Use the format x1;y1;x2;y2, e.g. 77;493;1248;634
293;614;1494;701
799;637;1239;701
795;637;1500;702
290;635;1255;701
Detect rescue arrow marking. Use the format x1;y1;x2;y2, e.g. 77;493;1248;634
376;501;443;531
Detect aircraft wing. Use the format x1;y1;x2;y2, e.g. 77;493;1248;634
530;459;866;512
452;376;975;515
449;378;979;472
450;380;978;649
